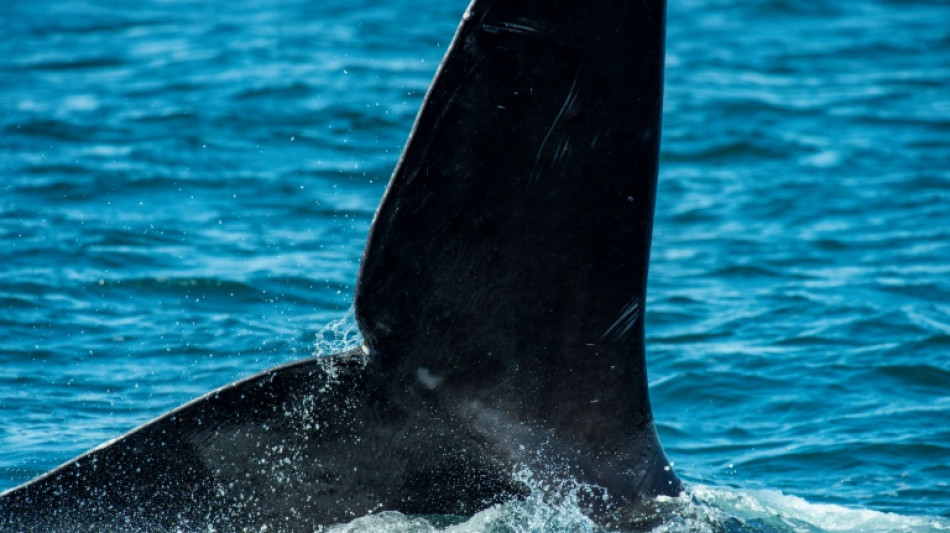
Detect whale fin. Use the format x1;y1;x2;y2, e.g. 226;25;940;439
359;0;666;388
1;0;678;530
356;0;676;503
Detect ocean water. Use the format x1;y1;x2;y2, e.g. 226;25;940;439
1;0;948;531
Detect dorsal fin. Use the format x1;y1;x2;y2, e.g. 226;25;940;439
355;0;669;449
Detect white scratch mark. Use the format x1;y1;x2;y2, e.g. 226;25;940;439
552;137;572;168
530;69;582;181
483;21;541;35
602;297;642;341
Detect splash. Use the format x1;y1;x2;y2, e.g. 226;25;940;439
314;309;363;356
687;485;950;533
320;489;600;533
315;481;949;533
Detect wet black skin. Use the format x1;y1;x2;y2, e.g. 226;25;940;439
0;0;680;531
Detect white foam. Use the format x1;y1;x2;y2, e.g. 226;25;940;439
313;309;363;356
312;483;949;533
688;484;950;533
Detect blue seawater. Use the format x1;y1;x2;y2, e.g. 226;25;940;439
1;0;948;531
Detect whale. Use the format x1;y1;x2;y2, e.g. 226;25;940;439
0;0;678;531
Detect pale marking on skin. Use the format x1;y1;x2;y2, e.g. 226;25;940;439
531;69;582;181
415;367;443;390
552;137;572;168
503;21;541;34
482;21;541;35
481;16;550;36
602;297;642;341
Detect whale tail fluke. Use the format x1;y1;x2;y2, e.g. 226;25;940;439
1;1;678;530
356;0;677;506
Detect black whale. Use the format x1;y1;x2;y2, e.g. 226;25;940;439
0;0;679;530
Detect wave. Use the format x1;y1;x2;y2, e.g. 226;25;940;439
320;483;950;533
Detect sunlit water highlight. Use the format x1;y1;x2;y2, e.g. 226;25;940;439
1;0;948;531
